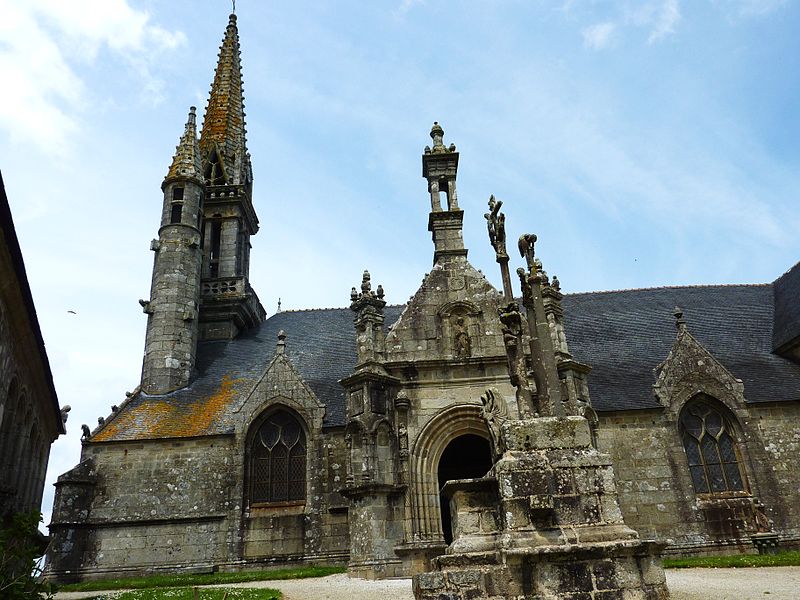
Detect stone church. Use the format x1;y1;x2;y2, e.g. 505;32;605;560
47;13;800;582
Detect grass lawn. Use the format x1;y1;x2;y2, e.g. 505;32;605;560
58;565;345;592
89;589;279;599
662;550;800;569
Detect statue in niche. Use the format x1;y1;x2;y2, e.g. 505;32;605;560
453;316;472;358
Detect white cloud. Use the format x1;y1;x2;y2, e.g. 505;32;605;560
582;21;616;50
647;0;681;43
395;0;425;18
714;0;788;18
0;0;184;155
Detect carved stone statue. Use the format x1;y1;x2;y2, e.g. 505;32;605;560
518;233;537;272
453;316;471;358
480;388;508;460
81;424;91;440
485;195;507;259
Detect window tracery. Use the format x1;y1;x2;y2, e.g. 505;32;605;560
679;398;746;495
249;410;306;505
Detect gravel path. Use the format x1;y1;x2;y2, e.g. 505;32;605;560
54;567;800;600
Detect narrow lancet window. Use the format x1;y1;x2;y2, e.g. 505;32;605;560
170;203;183;224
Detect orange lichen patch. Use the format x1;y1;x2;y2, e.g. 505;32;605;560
93;375;239;442
198;14;246;183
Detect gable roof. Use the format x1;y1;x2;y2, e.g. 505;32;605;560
94;281;800;441
92;305;404;441
563;284;800;411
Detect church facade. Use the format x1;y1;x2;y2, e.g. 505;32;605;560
46;14;800;582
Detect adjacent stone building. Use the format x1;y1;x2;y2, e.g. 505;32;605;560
46;13;800;582
0;171;66;522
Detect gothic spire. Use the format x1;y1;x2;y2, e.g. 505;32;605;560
199;13;251;187
165;106;202;183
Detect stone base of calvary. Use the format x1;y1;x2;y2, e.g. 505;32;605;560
413;198;669;599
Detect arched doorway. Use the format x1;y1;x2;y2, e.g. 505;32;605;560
437;434;492;544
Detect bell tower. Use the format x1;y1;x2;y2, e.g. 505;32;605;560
197;13;264;340
422;122;466;265
140;107;204;394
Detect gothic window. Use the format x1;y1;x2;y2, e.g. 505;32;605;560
679;398;746;495
204;149;225;185
249;410;306;505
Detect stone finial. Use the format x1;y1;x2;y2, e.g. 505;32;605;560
428;121;455;154
361;270;372;294
674;307;686;331
376;284;385;300
552;275;561;291
98;417;105;425
277;297;282;313
277;330;287;354
350;287;359;302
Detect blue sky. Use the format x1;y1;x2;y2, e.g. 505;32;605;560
0;0;798;528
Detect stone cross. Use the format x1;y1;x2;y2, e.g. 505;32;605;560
485;196;513;301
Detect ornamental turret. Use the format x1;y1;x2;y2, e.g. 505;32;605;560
422;122;466;266
140;107;204;394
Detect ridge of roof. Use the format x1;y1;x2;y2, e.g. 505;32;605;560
565;282;770;297
275;303;406;314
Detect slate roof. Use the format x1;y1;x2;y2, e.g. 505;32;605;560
562;284;800;411
773;262;800;353
92;306;404;441
93;282;800;441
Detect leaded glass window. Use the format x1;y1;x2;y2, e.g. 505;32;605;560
679;399;746;495
250;410;306;504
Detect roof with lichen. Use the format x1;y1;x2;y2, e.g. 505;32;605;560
90;279;800;442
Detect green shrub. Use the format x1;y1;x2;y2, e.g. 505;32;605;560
0;511;55;599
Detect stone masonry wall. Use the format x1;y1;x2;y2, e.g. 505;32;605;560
750;401;800;543
77;436;235;576
598;402;800;554
0;247;60;517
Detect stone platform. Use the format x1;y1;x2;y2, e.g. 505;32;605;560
412;416;669;599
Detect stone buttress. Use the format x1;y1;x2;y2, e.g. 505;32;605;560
340;271;405;578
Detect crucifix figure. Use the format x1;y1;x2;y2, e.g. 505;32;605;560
485;195;513;302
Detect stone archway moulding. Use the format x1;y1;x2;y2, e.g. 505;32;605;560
410;403;489;541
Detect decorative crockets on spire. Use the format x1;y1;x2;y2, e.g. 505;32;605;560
195;12;264;341
422;122;466;266
165;107;202;183
199;13;251;187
